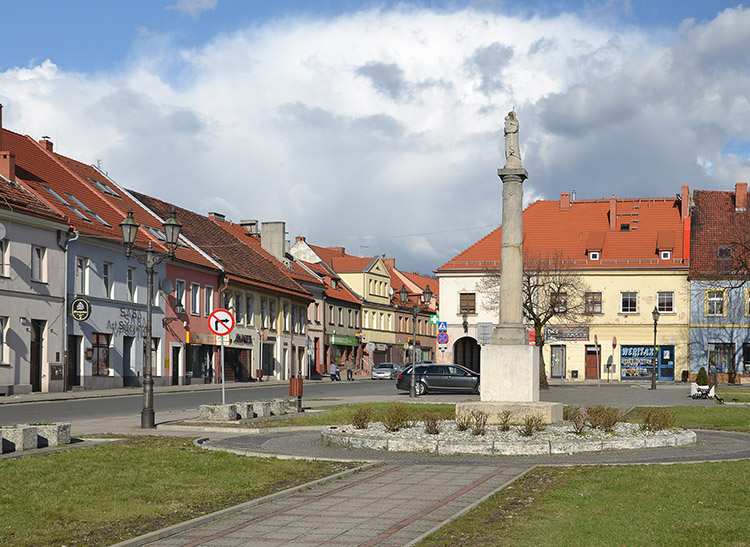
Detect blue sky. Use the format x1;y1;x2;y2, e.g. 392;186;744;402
2;1;742;72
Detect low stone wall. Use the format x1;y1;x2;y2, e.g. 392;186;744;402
1;423;72;454
321;422;697;456
197;399;297;422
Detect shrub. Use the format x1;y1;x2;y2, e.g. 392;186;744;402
640;408;675;432
351;407;373;430
518;414;543;437
586;406;621;432
696;366;709;386
456;413;472;432
571;408;587;435
470;410;488;436
424;414;441;435
563;405;580;421
498;410;513;432
383;404;410;432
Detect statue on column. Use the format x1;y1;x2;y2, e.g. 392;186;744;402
504;111;522;169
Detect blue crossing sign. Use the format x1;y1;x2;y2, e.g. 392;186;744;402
437;321;448;332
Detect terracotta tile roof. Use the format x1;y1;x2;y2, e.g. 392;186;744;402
1;129;156;249
438;195;689;272
55;153;217;270
401;271;439;296
308;243;377;274
132;190;312;299
0;172;67;224
294;253;361;305
690;189;750;279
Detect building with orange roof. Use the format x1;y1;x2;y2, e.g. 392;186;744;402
437;187;691;382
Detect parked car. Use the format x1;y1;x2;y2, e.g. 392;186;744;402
396;364;479;395
371;362;401;380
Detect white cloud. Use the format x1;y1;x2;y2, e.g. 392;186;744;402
166;0;217;18
1;6;750;273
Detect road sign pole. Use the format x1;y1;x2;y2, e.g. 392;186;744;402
221;334;226;405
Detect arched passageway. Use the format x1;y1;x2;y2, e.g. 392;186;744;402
453;336;481;373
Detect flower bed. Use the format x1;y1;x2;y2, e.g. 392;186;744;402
321;421;696;456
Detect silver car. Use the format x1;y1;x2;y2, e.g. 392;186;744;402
371;362;400;380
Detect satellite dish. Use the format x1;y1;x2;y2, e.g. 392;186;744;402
0;222;6;240
159;278;174;294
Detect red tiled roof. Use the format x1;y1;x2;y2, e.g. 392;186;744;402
132;191;312;299
401;271;439;296
0;173;67;224
329;255;374;273
690;189;750;279
56;153;217;270
294;254;361;305
438;196;689;272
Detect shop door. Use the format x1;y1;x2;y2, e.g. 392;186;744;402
30;320;44;392
551;345;566;378
658;345;675;381
262;343;275;376
584;346;600;380
122;336;134;385
171;346;181;385
66;335;81;389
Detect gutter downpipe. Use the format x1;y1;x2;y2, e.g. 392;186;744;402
58;227;79;391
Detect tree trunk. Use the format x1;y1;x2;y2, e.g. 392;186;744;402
536;328;549;390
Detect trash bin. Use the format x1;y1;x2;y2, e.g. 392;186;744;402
185;372;192;386
681;370;689;383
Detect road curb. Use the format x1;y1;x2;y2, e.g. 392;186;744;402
111;451;379;547
157;424;331;435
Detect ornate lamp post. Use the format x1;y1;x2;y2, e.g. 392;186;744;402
399;284;433;397
651;306;660;390
119;210;182;428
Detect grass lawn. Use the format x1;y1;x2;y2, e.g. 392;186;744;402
626;405;750;432
420;461;750;547
0;436;354;547
719;387;750;403
186;402;456;429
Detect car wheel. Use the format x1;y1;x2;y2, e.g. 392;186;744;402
415;381;427;396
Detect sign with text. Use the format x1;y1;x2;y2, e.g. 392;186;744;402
476;322;495;345
544;325;590;342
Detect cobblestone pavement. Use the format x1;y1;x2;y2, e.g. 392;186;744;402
133;428;750;547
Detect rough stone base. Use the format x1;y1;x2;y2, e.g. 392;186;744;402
480;344;539;402
456;401;563;425
198;404;238;421
236;402;255;420
1;426;38;452
253;401;272;418
35;423;71;447
270;399;288;416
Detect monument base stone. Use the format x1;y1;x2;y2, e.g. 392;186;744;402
456;343;563;424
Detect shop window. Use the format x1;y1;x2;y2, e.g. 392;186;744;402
743;343;750;374
92;333;111;376
620;291;637;313
584;292;602;314
657;291;674;313
459;292;476;314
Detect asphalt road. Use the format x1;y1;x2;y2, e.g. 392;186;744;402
0;380;400;426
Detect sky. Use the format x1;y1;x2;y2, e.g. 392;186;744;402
2;0;750;274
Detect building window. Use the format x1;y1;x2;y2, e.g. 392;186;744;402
0;316;6;363
620;292;637;313
348;309;353;328
588;251;600;261
328;305;334;325
657;291;674;313
0;239;8;277
379;312;384;330
708;342;734;373
706;289;725;316
743;343;750;374
235;293;245;323
191;283;201;315
552;292;568;313
355;310;360;328
246;295;254;326
660;250;672;260
92;333;111;376
315;302;321;323
102;262;112;298
584;292;602;314
717;246;732;259
205;287;214;316
338;307;343;326
261;297;269;327
31;246;46;282
459;292;476;314
283;303;290;332
75;257;89;295
270;300;277;329
127;268;136;302
175;280;186;311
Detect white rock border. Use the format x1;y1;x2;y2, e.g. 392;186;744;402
321;422;697;456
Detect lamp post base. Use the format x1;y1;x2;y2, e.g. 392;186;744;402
141;408;156;429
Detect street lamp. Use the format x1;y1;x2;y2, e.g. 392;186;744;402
651;306;660;390
399;284;433;397
119;209;182;428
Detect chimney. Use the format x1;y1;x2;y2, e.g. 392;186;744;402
560;192;570;209
609;197;617;231
38;137;53;153
735;182;747;212
0;150;15;182
208;212;226;222
383;258;396;268
239;219;259;235
295;235;306;243
261;221;286;261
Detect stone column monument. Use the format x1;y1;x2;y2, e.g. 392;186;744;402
456;111;563;424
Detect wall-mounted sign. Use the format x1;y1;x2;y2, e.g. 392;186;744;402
233;333;254;346
545;325;589;342
476;323;494;345
107;308;145;337
331;334;359;346
70;297;91;322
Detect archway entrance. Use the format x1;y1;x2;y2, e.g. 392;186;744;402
453;337;481;373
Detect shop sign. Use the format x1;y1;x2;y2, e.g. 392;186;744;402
70;297;91;322
331;334;359;347
232;333;254;346
375;343;388;351
476;323;494;345
545;325;589;342
107;308;145;337
620;345;656;380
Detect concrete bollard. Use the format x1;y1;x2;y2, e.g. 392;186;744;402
198;404;238;421
1;425;38;453
252;401;272;418
287;398;300;413
235;402;255;420
269;399;288;416
34;423;72;448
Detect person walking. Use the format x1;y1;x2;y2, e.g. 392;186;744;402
346;360;354;381
329;362;341;382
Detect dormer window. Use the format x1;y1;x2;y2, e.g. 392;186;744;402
588;251;600;261
660;250;671;260
620;223;630;232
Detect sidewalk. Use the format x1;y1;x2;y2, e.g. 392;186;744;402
0;377;355;405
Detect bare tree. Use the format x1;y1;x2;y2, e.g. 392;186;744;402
478;254;589;388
